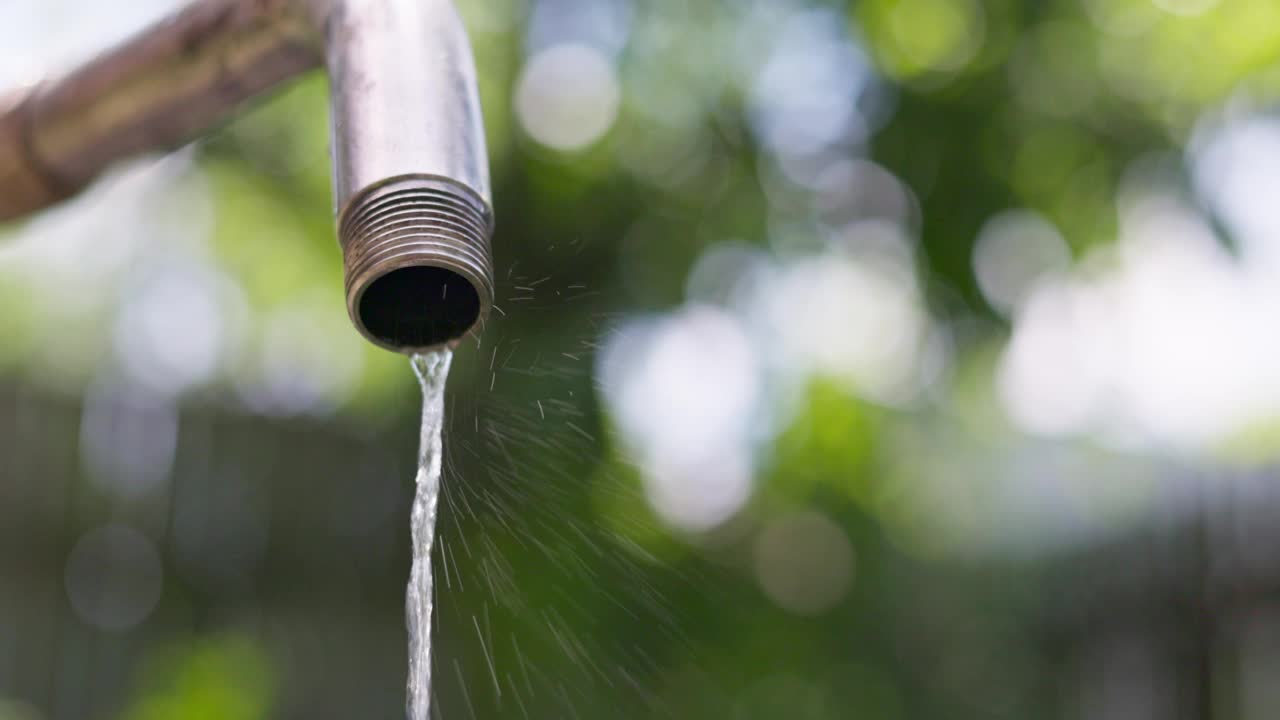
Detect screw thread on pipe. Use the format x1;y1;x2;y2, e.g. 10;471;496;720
340;176;494;353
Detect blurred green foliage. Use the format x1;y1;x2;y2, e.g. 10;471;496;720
4;0;1280;718
120;636;273;720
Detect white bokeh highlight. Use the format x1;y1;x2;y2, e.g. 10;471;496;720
600;231;939;532
999;140;1280;450
516;44;621;152
748;9;879;156
754;226;932;407
113;262;234;396
973;209;1072;316
1193;114;1280;274
600;305;762;532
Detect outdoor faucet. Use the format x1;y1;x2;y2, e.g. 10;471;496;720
0;0;495;354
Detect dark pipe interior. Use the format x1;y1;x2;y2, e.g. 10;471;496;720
358;266;481;349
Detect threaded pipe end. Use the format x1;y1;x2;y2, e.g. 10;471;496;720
339;176;494;354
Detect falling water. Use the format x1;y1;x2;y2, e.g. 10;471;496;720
406;349;453;720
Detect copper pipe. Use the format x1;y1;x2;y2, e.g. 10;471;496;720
0;0;495;354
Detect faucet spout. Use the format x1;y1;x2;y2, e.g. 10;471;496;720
0;0;496;353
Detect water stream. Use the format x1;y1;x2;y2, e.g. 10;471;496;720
406;349;453;720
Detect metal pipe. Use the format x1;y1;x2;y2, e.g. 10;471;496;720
326;0;494;354
0;0;495;354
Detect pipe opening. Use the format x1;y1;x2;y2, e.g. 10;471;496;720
340;177;494;353
358;266;481;349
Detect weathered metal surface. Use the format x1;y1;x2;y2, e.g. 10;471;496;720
0;0;319;221
0;0;495;353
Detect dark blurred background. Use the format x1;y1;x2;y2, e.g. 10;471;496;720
4;0;1280;717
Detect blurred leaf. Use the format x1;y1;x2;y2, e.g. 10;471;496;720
120;635;274;720
768;379;878;506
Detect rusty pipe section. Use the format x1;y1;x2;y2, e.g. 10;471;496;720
0;0;495;354
0;0;320;221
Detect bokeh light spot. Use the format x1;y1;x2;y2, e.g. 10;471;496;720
748;9;877;156
755;240;931;406
65;525;163;632
516;43;620;152
754;511;855;615
600;305;762;532
863;0;985;79
80;380;179;498
973;209;1072;316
